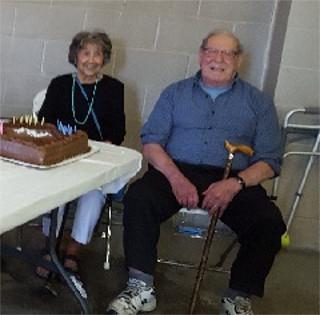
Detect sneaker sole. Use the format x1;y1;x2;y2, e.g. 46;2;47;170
140;299;156;312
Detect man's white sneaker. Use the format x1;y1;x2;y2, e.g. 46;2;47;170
106;278;156;315
221;296;254;315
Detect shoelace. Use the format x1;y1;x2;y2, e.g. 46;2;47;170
117;280;147;311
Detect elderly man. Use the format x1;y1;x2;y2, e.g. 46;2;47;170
106;30;286;315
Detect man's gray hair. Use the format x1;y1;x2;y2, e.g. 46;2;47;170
200;30;243;54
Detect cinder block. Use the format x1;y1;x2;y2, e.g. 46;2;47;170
8;0;50;3
143;85;164;123
15;2;85;40
0;2;15;35
0;35;13;72
86;9;158;49
3;72;50;111
275;68;319;109
124;0;199;17
0;72;5;106
7;37;43;74
124;81;146;121
43;40;75;76
53;0;124;11
51;0;88;7
186;54;200;78
288;0;319;30
234;23;270;88
116;12;158;49
157;15;233;53
115;49;189;87
14;2;51;38
84;8;121;39
123;118;143;151
199;0;275;24
0;104;33;118
281;28;319;70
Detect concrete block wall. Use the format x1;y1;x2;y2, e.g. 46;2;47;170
274;0;319;251
1;0;277;149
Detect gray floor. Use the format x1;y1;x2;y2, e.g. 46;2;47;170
1;211;319;315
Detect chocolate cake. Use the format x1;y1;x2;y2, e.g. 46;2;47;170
0;118;90;166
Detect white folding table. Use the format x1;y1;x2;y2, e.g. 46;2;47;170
0;141;142;313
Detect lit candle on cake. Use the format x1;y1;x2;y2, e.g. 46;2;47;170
57;120;63;133
40;117;45;126
63;124;69;135
67;124;72;135
0;121;3;135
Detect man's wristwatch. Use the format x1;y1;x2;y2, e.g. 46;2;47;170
234;175;246;190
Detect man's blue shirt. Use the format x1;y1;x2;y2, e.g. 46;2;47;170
141;72;282;174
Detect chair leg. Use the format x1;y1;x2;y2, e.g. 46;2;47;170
16;226;23;251
212;237;238;271
103;201;112;270
157;237;238;273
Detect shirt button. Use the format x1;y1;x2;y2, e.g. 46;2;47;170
204;141;208;144
211;110;215;114
208;127;212;130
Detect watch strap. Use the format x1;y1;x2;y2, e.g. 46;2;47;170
234;175;246;190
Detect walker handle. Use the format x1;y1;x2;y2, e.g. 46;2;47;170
304;107;320;115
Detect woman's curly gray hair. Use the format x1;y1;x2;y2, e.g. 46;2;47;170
68;31;112;66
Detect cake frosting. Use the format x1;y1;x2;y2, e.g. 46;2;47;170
0;118;90;166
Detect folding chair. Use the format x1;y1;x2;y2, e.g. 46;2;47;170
97;188;126;270
33;89;47;115
157;207;238;273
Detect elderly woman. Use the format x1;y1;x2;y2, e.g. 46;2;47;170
37;30;125;280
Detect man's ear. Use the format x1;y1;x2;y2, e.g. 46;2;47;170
236;54;243;69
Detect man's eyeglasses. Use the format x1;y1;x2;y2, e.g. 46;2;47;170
202;47;240;60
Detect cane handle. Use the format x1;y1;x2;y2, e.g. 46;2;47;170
224;140;254;156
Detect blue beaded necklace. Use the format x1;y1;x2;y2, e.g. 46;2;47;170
71;73;98;125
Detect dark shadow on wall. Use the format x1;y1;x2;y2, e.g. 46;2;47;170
263;0;292;97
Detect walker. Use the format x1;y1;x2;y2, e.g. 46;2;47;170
270;107;320;247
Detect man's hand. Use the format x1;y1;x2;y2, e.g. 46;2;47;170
170;174;199;209
201;178;241;217
143;143;200;208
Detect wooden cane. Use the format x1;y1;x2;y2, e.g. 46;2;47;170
188;140;254;314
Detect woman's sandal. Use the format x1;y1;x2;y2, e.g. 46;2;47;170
60;254;81;282
35;251;52;280
62;254;81;280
